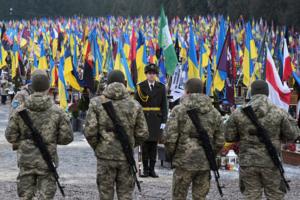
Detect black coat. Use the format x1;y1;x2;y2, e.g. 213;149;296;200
135;80;168;142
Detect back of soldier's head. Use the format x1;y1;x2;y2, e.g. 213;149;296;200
251;80;269;96
107;70;126;85
185;78;203;94
31;69;50;92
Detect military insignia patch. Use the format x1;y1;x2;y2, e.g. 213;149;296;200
11;100;20;109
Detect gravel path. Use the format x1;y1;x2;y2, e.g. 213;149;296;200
0;104;300;199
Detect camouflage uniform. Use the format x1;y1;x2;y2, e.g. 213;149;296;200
225;94;300;200
5;92;73;200
84;82;149;200
10;84;33;116
1;78;9;104
164;93;224;200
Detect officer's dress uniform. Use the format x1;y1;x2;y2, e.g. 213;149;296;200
135;79;168;176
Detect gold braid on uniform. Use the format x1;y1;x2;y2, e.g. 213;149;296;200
137;85;149;102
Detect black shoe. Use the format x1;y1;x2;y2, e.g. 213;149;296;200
149;170;159;178
140;171;149;178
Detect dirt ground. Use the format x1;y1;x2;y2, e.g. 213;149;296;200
1;104;300;200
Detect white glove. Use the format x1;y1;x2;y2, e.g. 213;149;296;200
160;123;166;130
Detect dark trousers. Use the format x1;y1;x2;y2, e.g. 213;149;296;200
1;95;7;104
142;141;158;171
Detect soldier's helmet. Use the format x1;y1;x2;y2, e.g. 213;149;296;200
107;70;125;85
250;80;269;96
31;69;50;92
144;63;159;74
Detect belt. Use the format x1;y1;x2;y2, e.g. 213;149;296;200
143;107;161;112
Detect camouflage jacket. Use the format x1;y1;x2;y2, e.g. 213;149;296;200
225;94;300;167
163;93;224;171
5;92;73;171
10;84;33;117
84;82;149;161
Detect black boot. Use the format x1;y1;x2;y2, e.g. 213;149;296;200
149;161;159;178
140;160;149;177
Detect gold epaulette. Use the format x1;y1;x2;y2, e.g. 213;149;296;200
137;85;149;103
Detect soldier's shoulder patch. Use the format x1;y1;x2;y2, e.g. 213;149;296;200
11;100;20;109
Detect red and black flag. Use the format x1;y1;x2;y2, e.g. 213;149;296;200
83;40;95;93
1;24;13;51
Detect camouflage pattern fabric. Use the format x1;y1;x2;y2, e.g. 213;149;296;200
225;94;299;167
84;82;148;199
17;167;56;200
10;84;33;116
84;82;149;160
239;166;286;200
9;84;33;150
97;159;134;200
225;94;300;199
5;92;73;199
172;168;210;200
163;93;223;199
163;93;224;171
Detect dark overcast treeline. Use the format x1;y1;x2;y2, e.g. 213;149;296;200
0;0;299;27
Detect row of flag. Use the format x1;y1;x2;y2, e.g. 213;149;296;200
0;8;300;111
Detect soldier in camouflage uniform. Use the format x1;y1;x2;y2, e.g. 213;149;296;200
5;69;73;200
225;80;300;200
9;81;34;152
84;70;149;200
10;83;33;115
164;78;224;200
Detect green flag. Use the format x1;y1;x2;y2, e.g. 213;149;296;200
158;6;178;75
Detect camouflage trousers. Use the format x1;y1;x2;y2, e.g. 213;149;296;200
172;168;210;200
239;166;287;200
97;159;134;200
17;167;56;200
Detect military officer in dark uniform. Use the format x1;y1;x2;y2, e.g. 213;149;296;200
135;63;168;178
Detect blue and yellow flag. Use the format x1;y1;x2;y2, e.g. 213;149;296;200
136;31;147;83
58;57;68;110
114;36;135;90
0;42;8;69
64;46;82;91
188;23;199;79
243;22;257;87
38;41;48;70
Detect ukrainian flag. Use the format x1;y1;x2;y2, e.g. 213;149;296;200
11;41;19;79
242;22;257;87
0;42;8;69
58;57;68;110
38;41;48;70
206;62;213;96
136;31;147;83
123;33;130;60
49;57;57;87
114;37;135;90
64;46;82;91
92;33;103;80
188;23;199;79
